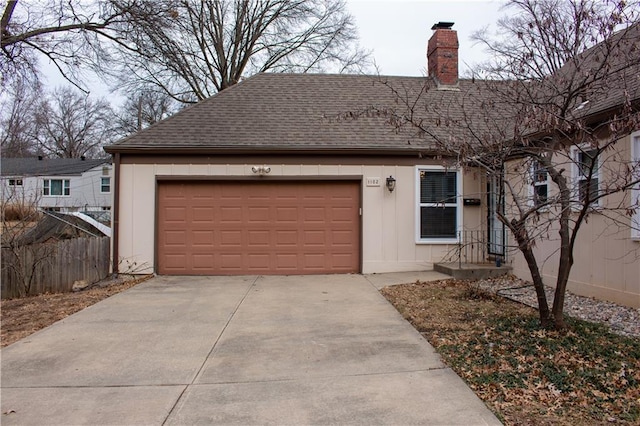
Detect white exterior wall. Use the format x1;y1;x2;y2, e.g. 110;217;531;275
116;163;483;275
1;165;112;212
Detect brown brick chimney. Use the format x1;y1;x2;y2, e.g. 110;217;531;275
427;22;459;86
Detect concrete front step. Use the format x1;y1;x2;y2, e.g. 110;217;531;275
434;262;513;280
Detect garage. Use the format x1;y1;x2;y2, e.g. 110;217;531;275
157;180;360;275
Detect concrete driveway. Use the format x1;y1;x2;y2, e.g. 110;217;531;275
1;273;500;425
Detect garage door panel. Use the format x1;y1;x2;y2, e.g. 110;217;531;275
192;254;215;269
247;253;270;270
163;230;187;246
276;207;297;222
164;206;187;222
220;230;242;247
276;230;298;246
275;254;298;269
192;207;214;222
303;207;326;222
332;207;355;222
248;206;270;222
157;181;359;275
247;230;270;246
162;254;188;269
303;254;325;269
332;230;355;245
303;230;326;246
191;230;214;247
219;254;242;270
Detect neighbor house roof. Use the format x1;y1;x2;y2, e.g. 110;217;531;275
104;73;495;155
0;158;110;177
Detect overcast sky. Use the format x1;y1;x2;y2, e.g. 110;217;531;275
346;0;506;76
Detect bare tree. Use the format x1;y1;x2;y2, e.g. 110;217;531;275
0;0;137;89
114;87;177;136
0;194;55;297
466;0;640;329
35;86;117;158
0;77;42;157
377;0;640;329
108;0;371;103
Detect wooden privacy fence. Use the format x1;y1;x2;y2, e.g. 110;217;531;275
1;236;110;299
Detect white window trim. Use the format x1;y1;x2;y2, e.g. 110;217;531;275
631;131;640;240
43;178;71;197
100;177;111;194
571;145;601;208
415;166;462;244
528;160;549;208
8;178;23;186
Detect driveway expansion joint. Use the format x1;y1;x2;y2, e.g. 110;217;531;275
161;275;259;426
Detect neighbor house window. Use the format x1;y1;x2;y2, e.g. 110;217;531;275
101;177;111;193
43;179;70;196
416;167;460;242
530;160;549;207
8;178;23;186
632;132;640;240
572;147;600;206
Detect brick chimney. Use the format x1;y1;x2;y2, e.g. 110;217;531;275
427;22;459;86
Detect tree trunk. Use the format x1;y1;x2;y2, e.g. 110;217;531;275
509;219;552;327
550;169;574;330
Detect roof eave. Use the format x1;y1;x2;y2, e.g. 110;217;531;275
103;145;442;157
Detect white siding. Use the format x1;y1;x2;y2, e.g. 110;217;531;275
1;165;112;212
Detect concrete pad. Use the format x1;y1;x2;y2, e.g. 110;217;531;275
196;275;442;383
1;273;500;425
1;276;255;387
364;270;451;290
168;369;500;425
1;385;185;426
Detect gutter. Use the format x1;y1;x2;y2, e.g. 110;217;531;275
69;212;111;237
103;145;442;156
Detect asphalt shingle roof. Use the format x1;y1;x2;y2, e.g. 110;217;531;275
105;74;493;154
104;24;639;155
0;158;110;177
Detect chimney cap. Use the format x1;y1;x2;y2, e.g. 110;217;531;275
431;22;454;30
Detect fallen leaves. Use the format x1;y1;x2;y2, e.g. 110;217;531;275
381;279;640;425
1;275;152;348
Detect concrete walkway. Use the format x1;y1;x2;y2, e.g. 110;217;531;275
1;272;500;425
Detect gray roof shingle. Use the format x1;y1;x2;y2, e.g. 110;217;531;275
104;24;639;156
105;74;493;154
1;158;110;177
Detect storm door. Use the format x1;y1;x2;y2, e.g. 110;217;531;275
487;174;506;256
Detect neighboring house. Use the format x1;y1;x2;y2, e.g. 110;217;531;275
494;24;640;309
503;131;640;308
105;23;639;308
1;157;113;215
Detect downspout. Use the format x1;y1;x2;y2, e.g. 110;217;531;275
112;152;120;274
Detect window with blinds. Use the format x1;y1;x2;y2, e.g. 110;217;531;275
418;169;458;240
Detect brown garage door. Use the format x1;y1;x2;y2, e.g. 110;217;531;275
157;181;360;275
